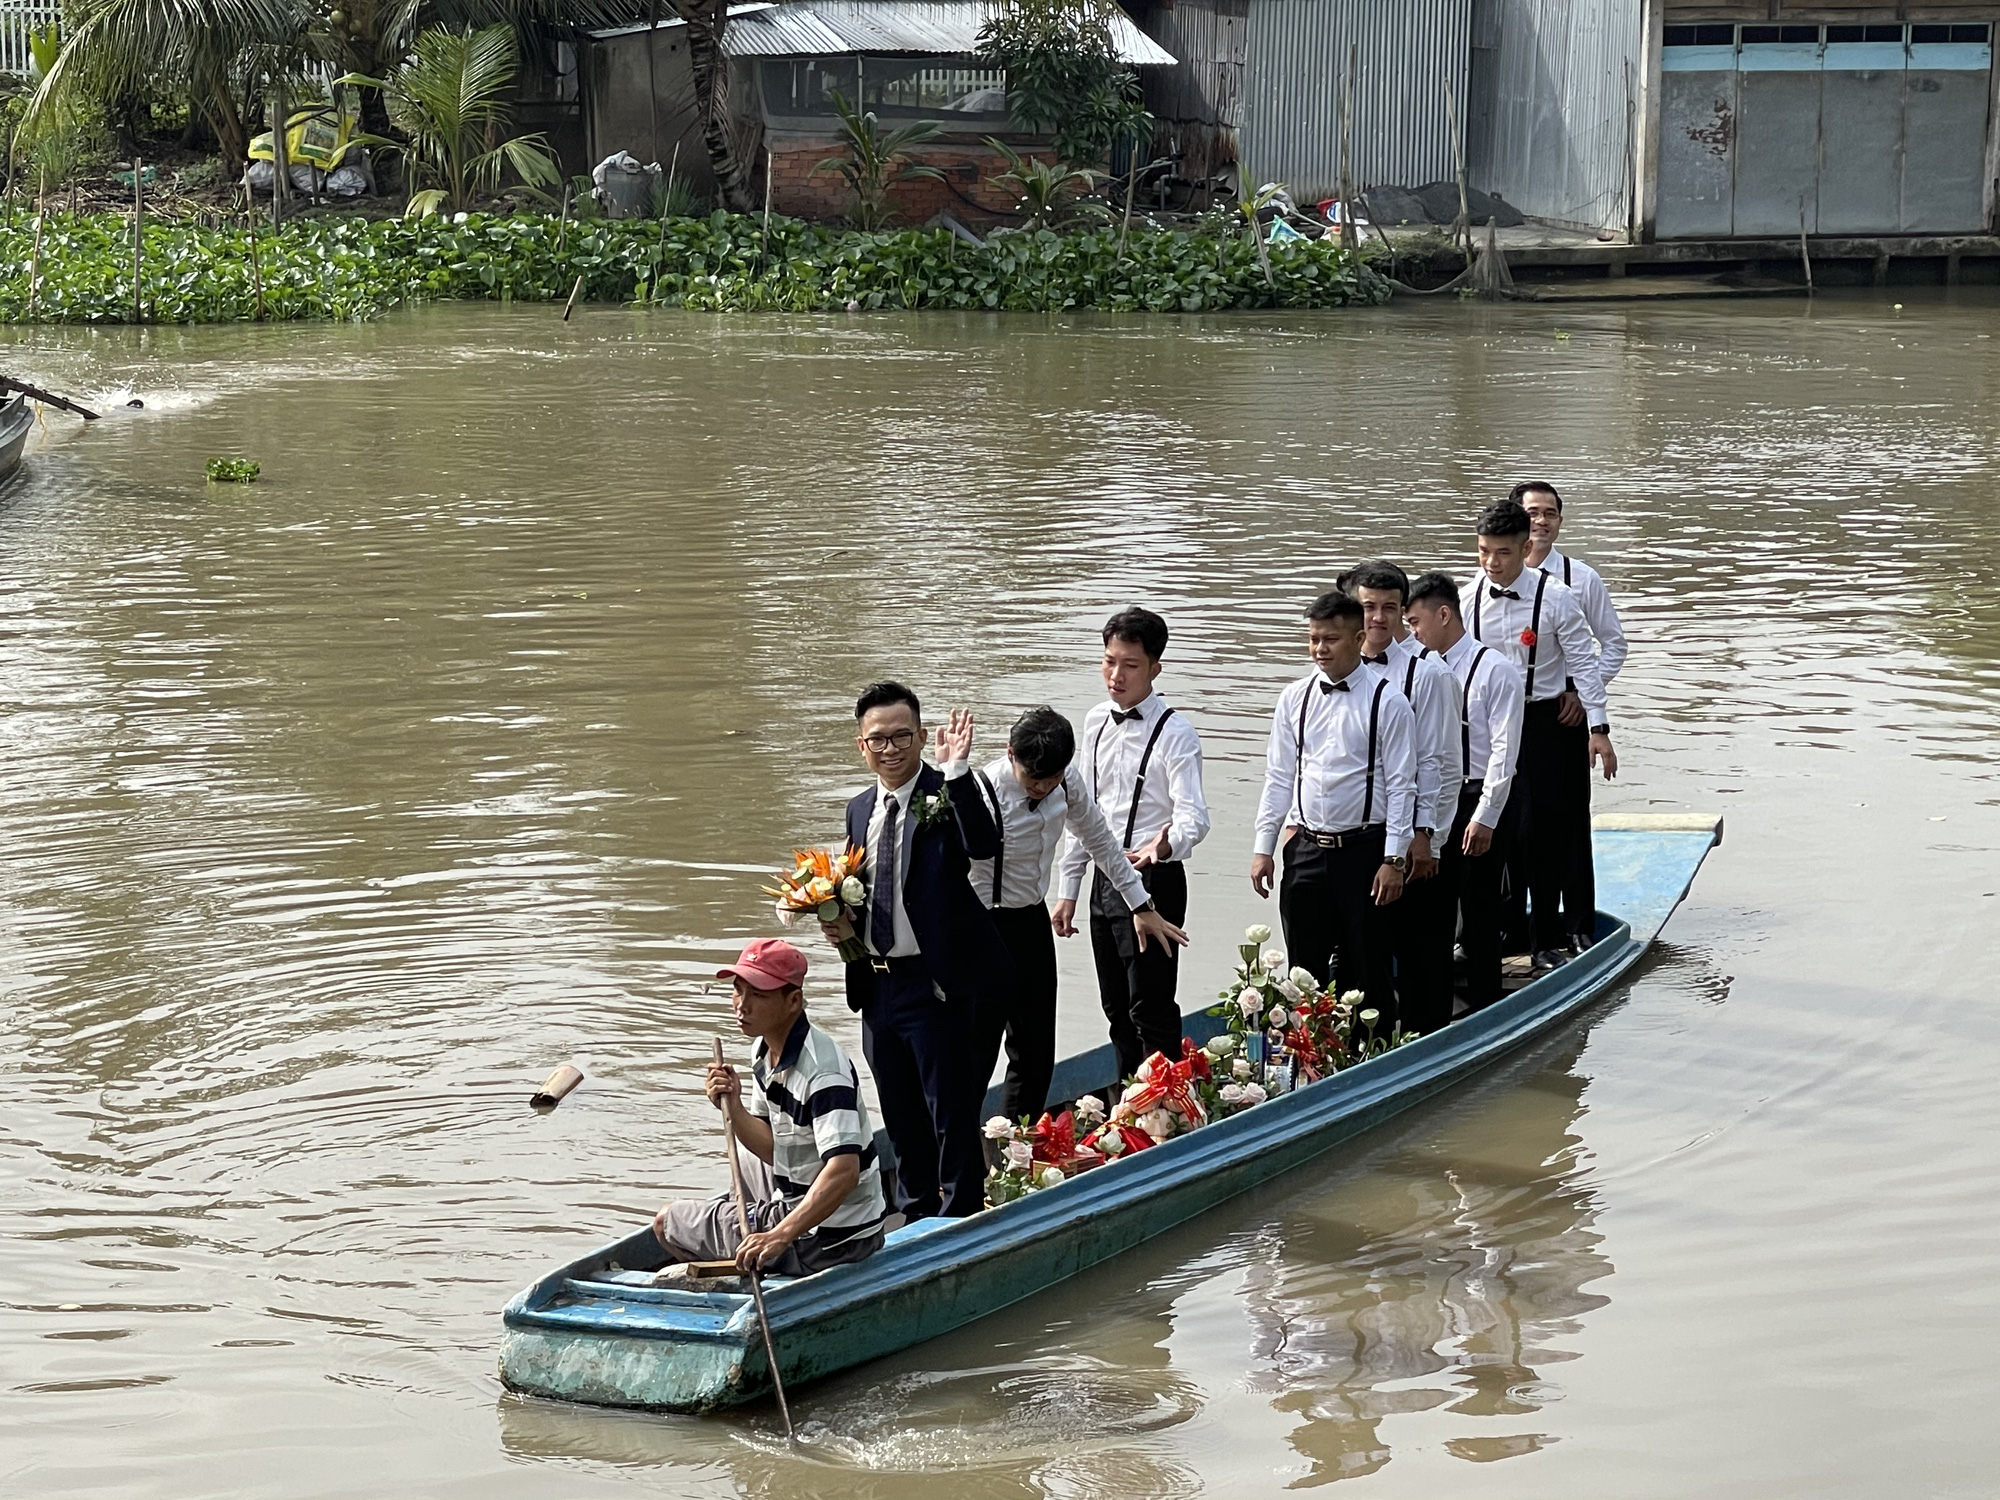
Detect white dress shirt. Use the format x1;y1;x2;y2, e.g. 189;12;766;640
1538;545;1628;683
1056;693;1209;902
1362;635;1463;838
862;761;970;957
968;758;1149;912
1442;632;1525;830
1459;568;1609;724
1253;663;1417;858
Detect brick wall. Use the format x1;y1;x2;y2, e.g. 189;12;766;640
767;137;1057;227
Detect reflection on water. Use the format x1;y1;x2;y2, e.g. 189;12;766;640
3;294;1999;1498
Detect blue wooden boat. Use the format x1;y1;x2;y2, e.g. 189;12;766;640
499;812;1721;1412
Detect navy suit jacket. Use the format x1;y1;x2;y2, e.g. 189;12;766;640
842;761;1011;1012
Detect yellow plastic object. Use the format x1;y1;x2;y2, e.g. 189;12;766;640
247;106;357;170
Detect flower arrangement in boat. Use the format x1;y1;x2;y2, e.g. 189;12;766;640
763;844;868;962
1209;924;1421;1086
984;1103;1106;1206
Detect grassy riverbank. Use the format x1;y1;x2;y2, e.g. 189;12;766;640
0;210;1389;324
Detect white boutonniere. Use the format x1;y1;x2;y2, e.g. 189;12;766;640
913;787;954;829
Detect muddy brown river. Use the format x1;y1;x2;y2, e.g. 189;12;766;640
2;295;1996;1497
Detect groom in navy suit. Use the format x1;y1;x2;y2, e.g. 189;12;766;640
834;681;1008;1220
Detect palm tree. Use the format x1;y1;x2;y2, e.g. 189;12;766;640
372;24;560;216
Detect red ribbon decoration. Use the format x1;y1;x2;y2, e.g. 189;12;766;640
1082;1122;1157;1158
1280;1023;1325;1083
1123;1048;1210;1126
1031;1109;1104;1173
1181;1038;1212;1081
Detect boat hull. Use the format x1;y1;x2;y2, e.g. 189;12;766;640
500;815;1720;1411
0;394;30;484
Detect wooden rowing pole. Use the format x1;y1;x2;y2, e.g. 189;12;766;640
711;1037;795;1438
0;378;100;421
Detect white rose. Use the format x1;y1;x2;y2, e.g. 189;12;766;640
1276;979;1303;1003
1267;1006;1288;1029
1340;990;1366;1007
1245;924;1272;944
1241;1083;1269;1106
1205;1034;1236;1058
1137;1108;1175;1142
839;876;865;907
983;1115;1014;1140
1232;1056;1253;1080
1004;1140;1034;1170
1261;948;1287;972
1237;992;1261;1017
1074;1094;1106;1119
1219;1083;1244;1105
1099;1130;1126;1157
1037;1166;1065;1189
774;901;798;926
1289;966;1316;989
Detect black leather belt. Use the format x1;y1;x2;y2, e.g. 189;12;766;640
1297;824;1383;849
866;953;929;975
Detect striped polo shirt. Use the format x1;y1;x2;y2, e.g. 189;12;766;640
747;1015;886;1244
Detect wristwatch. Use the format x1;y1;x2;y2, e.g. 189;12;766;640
1589;723;1611;736
1382;854;1408;872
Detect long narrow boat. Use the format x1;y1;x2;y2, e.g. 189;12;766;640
0;392;31;485
500;812;1721;1412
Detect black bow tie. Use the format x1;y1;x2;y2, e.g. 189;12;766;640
1026;795;1045;812
1489;587;1521;600
1362;653;1389;666
1110;708;1144;724
1319;677;1348;694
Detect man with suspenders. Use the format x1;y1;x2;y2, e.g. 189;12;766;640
966;707;1188;1121
1460;500;1616;972
1406;572;1526;1013
1249;591;1417;1025
1341;560;1464;1036
1515;480;1628;946
1053;608;1211;1082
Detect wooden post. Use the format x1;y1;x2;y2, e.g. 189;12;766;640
561;272;584;321
249;212;265;321
27;169;47;323
270;81;288;229
1443;71;1471;260
1798;199;1814;295
1118;133;1140;260
556;181;572;257
1340;44;1359;253
759;146;773;273
131;158;144;323
654;141;680;300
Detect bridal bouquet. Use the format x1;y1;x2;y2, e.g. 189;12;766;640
764;844;869;962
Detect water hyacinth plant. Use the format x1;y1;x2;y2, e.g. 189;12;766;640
0;210;1389;324
203;456;260;482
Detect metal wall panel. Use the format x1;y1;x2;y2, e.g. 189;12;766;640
1903;40;1991;230
1733;42;1820;236
1139;0;1248;184
1239;0;1472;200
1469;0;1644;232
1655;49;1734;237
1818;42;1905;233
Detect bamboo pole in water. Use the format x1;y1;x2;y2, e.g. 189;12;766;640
249;213;265;321
1339;45;1357;253
1443;73;1471;261
28;170;46;323
131;158;144;323
270;82;288;230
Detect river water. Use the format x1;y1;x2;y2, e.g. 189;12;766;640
2;295;1996;1498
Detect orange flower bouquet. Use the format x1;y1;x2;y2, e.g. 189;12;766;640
764;844;869;962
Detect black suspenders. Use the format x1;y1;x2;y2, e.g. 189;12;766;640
1563;554;1573;587
972;769;1005;906
1361;679;1387;825
1523;570;1549;697
1461;646;1491;774
1122;707;1177;848
1401;654;1419;701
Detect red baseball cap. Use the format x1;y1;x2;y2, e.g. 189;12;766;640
717;937;808;992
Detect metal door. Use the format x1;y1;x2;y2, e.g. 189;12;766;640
1903;27;1992;230
1819;27;1907;234
1656;26;1735;238
1734;32;1821;235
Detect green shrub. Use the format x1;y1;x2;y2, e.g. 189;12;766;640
0;209;1390;324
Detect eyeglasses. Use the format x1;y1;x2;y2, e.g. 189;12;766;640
860;729;917;752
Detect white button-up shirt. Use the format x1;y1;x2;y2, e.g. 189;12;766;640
1539;545;1628;683
1362;635;1463;837
1056;693;1209;902
1442;632;1525;830
968;758;1149;912
1253;663;1417;858
1460;568;1609;724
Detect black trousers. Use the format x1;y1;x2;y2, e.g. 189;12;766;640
1513;698;1596;951
1452;780;1521;1012
1277;827;1397;1025
1395;828;1457;1038
972;902;1060;1122
859;964;986;1221
1089;860;1187;1082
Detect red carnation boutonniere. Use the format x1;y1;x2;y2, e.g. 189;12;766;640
1519;627;1538;648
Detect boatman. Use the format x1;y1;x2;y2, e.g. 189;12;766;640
836;682;1007;1221
1405;571;1526;1014
653;938;887;1275
1461;501;1616;972
1249;590;1417;1023
1515;479;1628;948
1341;560;1463;1035
967;706;1190;1122
1054;607;1211;1082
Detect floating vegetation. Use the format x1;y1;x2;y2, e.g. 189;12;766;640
0;211;1389;324
204;456;261;482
